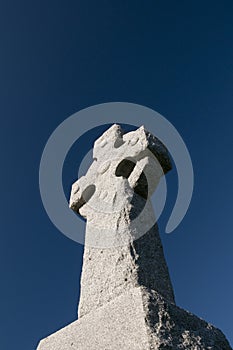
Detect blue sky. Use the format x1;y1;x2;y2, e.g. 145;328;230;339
1;1;233;348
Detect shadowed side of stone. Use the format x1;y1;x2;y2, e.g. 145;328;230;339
133;224;175;303
141;288;232;350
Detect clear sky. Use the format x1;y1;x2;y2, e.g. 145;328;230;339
1;1;233;349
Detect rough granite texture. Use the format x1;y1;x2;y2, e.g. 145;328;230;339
37;287;231;350
37;125;232;350
78;222;175;318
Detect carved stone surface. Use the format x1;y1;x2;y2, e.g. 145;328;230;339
37;287;231;350
37;125;232;350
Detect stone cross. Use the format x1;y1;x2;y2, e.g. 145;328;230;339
37;124;232;350
69;124;175;317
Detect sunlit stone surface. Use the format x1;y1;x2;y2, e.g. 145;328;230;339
37;125;232;350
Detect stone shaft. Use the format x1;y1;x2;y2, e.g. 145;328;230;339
78;222;175;318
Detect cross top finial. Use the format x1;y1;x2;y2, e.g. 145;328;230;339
69;124;171;223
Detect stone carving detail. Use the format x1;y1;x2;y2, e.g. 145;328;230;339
37;125;232;350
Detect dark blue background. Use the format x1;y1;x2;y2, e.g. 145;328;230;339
1;1;232;348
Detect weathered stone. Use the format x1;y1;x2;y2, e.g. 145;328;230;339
78;223;175;318
37;287;231;350
37;125;232;350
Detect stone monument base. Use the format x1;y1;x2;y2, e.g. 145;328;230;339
37;286;231;350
